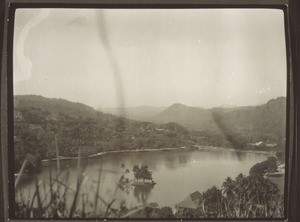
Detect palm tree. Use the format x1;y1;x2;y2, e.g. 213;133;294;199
132;165;140;181
222;177;234;217
132;164;153;183
140;165;152;182
222;177;234;197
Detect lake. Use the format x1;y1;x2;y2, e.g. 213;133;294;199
16;148;279;211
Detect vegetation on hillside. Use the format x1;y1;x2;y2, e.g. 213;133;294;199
150;97;286;151
13;95;286;174
14;101;196;173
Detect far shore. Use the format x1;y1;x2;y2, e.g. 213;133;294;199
41;145;276;164
195;145;277;155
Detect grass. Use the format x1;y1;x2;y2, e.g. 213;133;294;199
15;147;135;218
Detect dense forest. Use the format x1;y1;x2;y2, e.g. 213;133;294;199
14;95;285;173
14;95;195;172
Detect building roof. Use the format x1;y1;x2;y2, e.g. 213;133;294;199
175;191;202;209
190;191;201;201
175;198;198;209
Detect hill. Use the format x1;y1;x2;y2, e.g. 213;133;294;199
13;95;197;172
149;97;286;146
147;103;220;132
99;106;165;121
14;95;98;118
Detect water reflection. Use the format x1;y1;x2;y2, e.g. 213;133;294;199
163;151;191;169
133;185;153;204
178;155;188;165
17;149;273;208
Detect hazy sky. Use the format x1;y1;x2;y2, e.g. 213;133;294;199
14;8;287;108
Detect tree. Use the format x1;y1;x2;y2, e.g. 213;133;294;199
202;186;222;217
132;165;141;181
140;165;152;182
249;157;278;177
132;164;153;182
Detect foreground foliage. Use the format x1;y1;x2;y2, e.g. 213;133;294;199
176;174;283;218
15;169;284;219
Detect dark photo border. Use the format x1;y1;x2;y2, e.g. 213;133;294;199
1;0;299;221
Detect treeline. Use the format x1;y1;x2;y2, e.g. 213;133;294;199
14;105;199;172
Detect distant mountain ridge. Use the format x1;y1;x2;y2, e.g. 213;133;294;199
14;95;98;118
100;106;165;120
148;97;286;141
147;103;217;131
15;95;286;142
14;95;286;152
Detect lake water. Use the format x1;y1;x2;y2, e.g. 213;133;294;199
16;148;277;211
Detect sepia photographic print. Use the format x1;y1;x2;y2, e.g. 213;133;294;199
13;8;287;219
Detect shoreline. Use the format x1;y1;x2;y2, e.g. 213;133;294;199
41;146;195;163
195;145;277;155
41;145;275;164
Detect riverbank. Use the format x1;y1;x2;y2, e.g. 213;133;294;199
195;145;277;155
41;146;196;163
41;145;275;164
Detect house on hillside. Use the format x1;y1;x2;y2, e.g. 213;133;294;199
175;191;202;209
266;143;277;148
247;141;278;149
247;141;264;149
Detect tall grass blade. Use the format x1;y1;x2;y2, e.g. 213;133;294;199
94;169;102;215
55;134;60;174
15;159;28;189
35;176;43;217
69;148;82;218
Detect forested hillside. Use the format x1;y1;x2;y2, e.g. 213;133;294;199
13;95;286;173
149;97;286;147
14;95;199;172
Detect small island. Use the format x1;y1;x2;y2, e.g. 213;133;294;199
132;164;156;187
118;163;156;193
